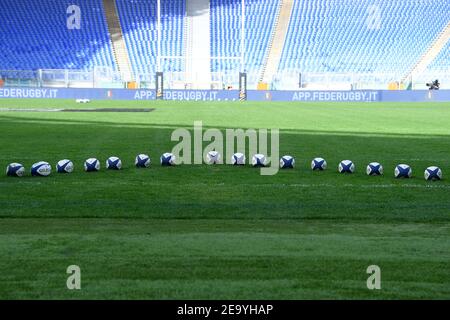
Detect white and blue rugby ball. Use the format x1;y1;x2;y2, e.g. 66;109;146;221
311;157;327;171
395;164;412;178
6;163;25;177
206;150;221;164
31;161;52;177
106;156;122;170
280;155;295;169
56;159;74;173
84;158;100;172
338;160;355;173
424;166;442;181
135;154;151;168
252;154;267;167
231;152;245;165
160;153;176;166
366;162;383;176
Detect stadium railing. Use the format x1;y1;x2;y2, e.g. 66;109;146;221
0;68;126;89
0;70;40;87
271;72;450;91
1;68;449;91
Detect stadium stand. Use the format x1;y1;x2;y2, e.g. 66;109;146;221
116;0;185;78
0;0;116;71
210;0;280;82
278;0;449;76
0;0;447;89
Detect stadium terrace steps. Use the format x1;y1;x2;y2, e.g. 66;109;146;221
102;0;134;81
185;0;212;88
260;0;292;84
210;0;280;87
426;40;450;77
402;22;450;82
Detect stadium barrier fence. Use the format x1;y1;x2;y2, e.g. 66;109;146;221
0;87;449;102
1;69;449;91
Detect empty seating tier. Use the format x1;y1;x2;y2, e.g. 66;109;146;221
0;0;116;71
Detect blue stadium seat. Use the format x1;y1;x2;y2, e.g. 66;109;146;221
0;0;116;71
116;0;185;78
210;0;280;79
278;0;449;75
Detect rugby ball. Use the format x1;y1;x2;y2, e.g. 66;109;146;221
6;163;25;177
56;159;74;173
206;151;221;164
135;154;151;168
366;162;383;176
338;160;355;173
395;164;412;178
84;158;100;172
31;161;52;177
160;153;176;166
280;155;295;169
311;157;327;171
231;152;245;165
252;154;267;167
424;166;442;181
106;156;122;170
76;99;90;103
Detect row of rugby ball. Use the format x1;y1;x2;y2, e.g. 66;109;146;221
5;152;443;181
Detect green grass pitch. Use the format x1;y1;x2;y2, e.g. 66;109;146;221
0;99;449;299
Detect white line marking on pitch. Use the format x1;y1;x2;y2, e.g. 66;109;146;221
0;108;64;112
2;181;448;189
